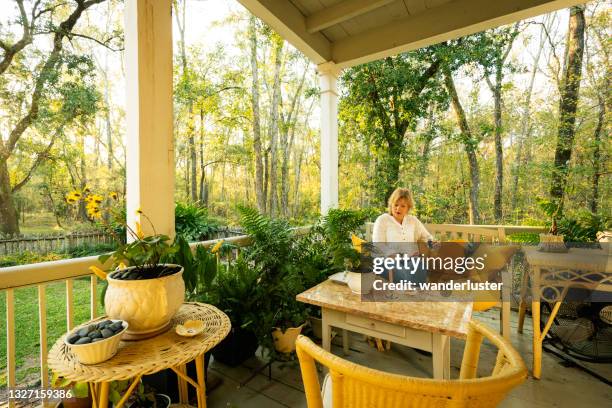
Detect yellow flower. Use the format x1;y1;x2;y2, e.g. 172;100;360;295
93;194;103;204
211;240;224;254
117;262;127;270
351;234;367;253
135;221;144;239
89;266;107;280
83;186;91;194
109;192;118;200
136;207;142;215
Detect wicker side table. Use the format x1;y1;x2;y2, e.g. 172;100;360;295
49;302;230;408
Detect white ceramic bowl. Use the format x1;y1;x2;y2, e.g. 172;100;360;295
66;320;128;365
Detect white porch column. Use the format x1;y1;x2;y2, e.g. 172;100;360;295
318;62;340;214
125;0;175;239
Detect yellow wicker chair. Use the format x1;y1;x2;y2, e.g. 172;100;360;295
296;320;527;408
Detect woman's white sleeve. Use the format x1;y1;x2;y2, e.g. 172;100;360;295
416;218;434;241
372;216;385;242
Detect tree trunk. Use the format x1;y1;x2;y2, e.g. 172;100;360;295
268;37;283;216
0;159;19;234
103;7;113;172
292;148;304;217
263;148;269;212
78;135;88;221
511;22;546;212
199;108;207;205
491;73;503;222
550;6;586;210
590;92;605;213
189;128;197;202
280;66;308;217
381;137;403;204
249;16;265;213
444;66;480;224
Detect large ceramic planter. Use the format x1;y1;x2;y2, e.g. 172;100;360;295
272;324;305;353
104;264;185;340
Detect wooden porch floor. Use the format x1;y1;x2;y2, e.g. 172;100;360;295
206;309;612;408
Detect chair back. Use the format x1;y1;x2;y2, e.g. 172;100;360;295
296;320;527;408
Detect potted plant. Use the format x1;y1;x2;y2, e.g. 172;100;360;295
108;380;171;408
537;199;568;253
66;190;183;340
318;208;376;294
271;296;309;354
51;374;90;408
206;256;261;366
93;217;183;340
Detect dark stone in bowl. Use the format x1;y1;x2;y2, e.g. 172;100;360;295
101;329;114;338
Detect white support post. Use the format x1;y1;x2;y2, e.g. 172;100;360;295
125;0;175;240
318;62;340;214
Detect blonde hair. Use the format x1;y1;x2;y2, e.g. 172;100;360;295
388;188;414;215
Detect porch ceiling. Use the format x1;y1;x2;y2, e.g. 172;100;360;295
237;0;585;69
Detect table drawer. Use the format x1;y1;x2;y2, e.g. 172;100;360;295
345;314;405;337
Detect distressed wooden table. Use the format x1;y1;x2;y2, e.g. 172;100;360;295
49;302;230;408
518;246;611;379
297;280;472;379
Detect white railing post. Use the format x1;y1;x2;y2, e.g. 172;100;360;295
6;288;15;408
125;0;175;239
38;285;49;390
318;62;341;215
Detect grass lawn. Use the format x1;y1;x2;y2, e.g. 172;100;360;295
0;277;105;387
18;211;96;235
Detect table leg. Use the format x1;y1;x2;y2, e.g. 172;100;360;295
432;334;450;379
518;266;530;334
322;309;332;352
342;329;350;355
98;382;109;408
177;363;189;404
531;267;542;379
195;353;207;408
501;268;511;340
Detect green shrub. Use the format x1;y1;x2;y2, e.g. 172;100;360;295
0;251;67;267
175;202;220;241
506;232;540;244
66;242;117;258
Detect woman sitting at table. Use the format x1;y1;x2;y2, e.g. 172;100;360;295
372;187;434;284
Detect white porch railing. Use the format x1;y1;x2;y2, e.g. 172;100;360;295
0;224;545;407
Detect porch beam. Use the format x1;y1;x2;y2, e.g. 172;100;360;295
306;0;395;34
319;62;340;214
237;0;332;64
333;0;584;68
125;0;175;239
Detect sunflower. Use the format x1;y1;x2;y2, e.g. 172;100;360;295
109;192;118;200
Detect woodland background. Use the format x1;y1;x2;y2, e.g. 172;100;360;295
0;0;609;245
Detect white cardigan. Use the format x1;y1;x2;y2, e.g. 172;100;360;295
372;213;433;255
